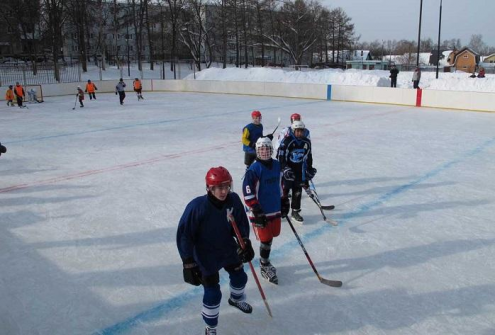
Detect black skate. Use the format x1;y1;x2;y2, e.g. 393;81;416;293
291;209;304;224
260;262;278;284
228;298;253;314
205;325;217;335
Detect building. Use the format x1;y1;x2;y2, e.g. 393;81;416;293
446;47;480;73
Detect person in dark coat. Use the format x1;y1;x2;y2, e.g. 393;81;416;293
177;166;255;335
389;65;399;88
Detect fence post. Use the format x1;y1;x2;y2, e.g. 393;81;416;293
77;63;81;82
22;67;27;86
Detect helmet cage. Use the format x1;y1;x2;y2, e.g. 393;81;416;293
256;137;273;160
291;120;305;131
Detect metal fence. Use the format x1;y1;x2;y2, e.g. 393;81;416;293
0;63;82;87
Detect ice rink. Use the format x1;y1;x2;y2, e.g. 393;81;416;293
1;92;495;335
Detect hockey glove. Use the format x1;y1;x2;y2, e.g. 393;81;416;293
266;134;274;141
0;143;6;156
237;238;255;263
306;167;317;180
281;197;290;218
249;141;256;149
182;258;202;286
251;205;268;228
282;167;295;182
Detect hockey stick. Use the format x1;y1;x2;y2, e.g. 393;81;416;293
304;181;337;226
270;117;281;136
227;209;273;318
307;181;335;210
72;96;78;110
285;216;342;287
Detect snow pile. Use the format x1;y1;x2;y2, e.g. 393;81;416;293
185;67;495;92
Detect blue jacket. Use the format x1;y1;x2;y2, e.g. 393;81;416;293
176;192;250;275
277;135;313;182
242;123;264;154
242;159;282;220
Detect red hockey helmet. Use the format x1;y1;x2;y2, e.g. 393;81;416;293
205;166;233;188
290;113;301;122
251;110;262;119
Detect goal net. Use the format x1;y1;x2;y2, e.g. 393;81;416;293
25;84;44;103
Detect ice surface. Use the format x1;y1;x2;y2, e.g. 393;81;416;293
1;92;495;335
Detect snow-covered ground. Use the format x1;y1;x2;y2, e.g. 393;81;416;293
1;92;495;335
185;67;495;92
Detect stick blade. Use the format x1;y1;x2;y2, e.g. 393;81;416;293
320;205;335;210
320;278;343;287
325;218;338;226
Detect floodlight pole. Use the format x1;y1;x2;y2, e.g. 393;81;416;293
416;0;423;67
436;0;443;79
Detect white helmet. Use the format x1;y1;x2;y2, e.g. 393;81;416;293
255;137;273;160
291;120;305;131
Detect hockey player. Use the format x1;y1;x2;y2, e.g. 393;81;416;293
14;82;25;108
241;111;273;170
277;120;316;224
85;80;97;100
115;78;126;105
27;88;41;103
242;137;290;284
133;78;144;100
76;86;85;108
177;166;255;335
274;113;311;152
5;85;14;106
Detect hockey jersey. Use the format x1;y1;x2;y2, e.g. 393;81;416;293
242;159;282;220
176;192;250;276
277;135;313;182
242;123;264;154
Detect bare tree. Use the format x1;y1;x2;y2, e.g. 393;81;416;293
265;0;319;66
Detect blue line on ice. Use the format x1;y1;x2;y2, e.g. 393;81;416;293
96;135;495;335
4;100;320;145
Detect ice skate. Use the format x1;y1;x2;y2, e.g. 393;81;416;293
228;298;253;314
260;261;278;284
291;209;304;224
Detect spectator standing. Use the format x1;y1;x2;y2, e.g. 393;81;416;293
412;67;421;89
389;65;399;88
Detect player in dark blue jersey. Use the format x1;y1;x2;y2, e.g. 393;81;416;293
177;167;255;335
242;110;273;170
277;120;316;224
243;137;290;284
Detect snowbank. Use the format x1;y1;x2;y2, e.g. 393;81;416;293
185;67;495;93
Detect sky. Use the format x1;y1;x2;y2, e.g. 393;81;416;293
323;0;495;46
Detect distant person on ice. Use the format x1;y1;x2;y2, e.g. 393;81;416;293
389;65;399;88
85;80;97;100
14;82;25;108
76;86;84;108
133;78;144;100
5;85;14;106
412;67;421;89
115;78;126;105
177;166;255;335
